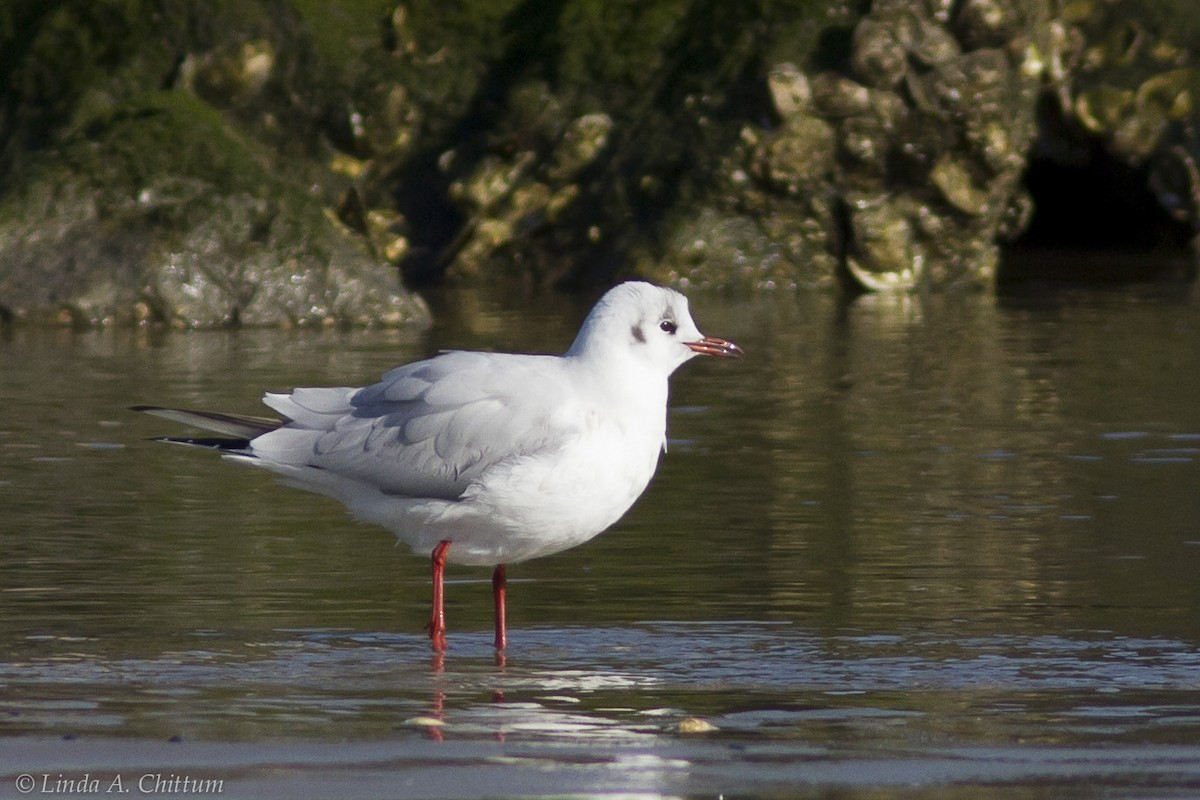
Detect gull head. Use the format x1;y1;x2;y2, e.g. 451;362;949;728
566;282;743;374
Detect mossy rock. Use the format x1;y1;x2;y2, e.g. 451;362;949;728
0;91;426;328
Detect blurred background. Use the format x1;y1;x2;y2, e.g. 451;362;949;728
3;0;1200;327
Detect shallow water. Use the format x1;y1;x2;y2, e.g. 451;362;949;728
3;282;1200;798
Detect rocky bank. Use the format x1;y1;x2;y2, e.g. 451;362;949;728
1;0;1197;326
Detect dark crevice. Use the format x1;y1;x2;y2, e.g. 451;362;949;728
1001;98;1195;284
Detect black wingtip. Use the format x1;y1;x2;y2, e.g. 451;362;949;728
153;435;253;451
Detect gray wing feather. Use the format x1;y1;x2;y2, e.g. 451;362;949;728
249;351;578;500
263;387;356;429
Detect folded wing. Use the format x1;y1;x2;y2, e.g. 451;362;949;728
249;351;580;501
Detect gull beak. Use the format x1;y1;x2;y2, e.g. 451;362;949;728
686;336;744;358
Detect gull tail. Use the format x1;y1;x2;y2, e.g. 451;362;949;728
130;405;283;450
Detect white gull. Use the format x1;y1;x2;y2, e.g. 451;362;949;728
134;281;742;652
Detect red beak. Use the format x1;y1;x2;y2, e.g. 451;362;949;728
686;336;744;358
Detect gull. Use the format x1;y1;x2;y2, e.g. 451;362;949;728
133;281;742;652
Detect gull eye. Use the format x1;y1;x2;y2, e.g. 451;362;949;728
659;320;678;335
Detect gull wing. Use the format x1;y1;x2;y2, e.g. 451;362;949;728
130;405;282;439
248;351;582;500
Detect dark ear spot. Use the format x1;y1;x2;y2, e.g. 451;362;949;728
631;324;646;343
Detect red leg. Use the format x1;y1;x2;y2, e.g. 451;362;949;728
427;540;451;652
492;564;508;651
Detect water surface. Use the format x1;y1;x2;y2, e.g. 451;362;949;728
2;283;1200;797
